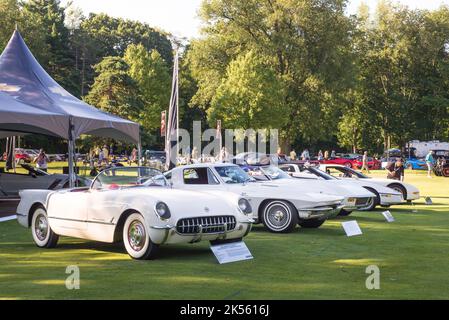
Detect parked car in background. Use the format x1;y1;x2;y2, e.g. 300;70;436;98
17;167;253;260
245;164;376;216
322;154;359;168
167;163;344;233
278;163;404;211
352;156;382;170
3;148;33;164
319;164;420;205
0;163;91;196
433;150;449;177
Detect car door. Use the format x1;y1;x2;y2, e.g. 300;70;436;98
47;190;89;231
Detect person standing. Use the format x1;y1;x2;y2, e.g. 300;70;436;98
387;158;405;181
289;149;297;161
34;149;49;172
324;150;329;160
425;150;435;178
102;145;109;165
301;149;310;161
361;151;370;173
317;150;324;161
130;148;138;165
330;150;336;159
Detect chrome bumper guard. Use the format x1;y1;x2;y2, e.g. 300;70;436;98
151;218;254;244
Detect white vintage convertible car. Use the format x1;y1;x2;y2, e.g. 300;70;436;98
245;165;376;216
319;164;420;203
16;167;253;260
166;163;345;233
279;163;412;210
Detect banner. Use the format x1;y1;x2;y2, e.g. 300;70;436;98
161;110;166;137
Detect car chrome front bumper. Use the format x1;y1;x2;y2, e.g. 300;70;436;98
379;193;404;205
297;204;344;220
149;218;254;245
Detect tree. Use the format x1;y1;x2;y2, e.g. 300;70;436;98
124;44;171;131
21;0;79;95
77;13;173;96
85;56;143;122
208;50;287;129
189;0;355;151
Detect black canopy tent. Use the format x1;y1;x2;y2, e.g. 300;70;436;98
0;30;140;186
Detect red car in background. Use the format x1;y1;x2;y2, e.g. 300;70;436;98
352;156;381;170
2;148;32;164
321;154;359;168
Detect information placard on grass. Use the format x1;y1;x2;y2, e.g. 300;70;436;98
210;241;253;264
382;211;395;222
342;220;362;237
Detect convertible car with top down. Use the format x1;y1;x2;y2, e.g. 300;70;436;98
16;167;254;260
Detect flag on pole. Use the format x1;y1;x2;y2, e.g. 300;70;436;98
216;120;222;139
165;50;179;170
161;110;166;137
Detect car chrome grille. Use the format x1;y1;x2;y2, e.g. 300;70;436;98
176;216;237;234
356;197;371;206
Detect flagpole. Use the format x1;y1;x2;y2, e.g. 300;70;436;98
175;50;179;162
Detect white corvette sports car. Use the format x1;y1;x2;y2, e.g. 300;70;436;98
16;167;253;260
319;164;420;203
166;163;345;233
280;163;412;210
245;165;376;216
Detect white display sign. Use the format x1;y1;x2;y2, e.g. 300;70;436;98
342;220;362;237
425;197;433;205
210;241;253;264
0;215;17;223
382;211;395;222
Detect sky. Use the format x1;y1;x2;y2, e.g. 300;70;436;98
61;0;449;39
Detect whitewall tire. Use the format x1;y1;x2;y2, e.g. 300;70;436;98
261;201;298;233
123;213;159;260
31;207;59;248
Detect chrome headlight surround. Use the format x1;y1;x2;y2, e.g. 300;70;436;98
238;198;252;214
154;201;171;220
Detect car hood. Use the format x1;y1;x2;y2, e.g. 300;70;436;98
224;181;344;205
270;178;375;198
116;187;241;217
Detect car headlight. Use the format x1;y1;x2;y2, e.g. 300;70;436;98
154;202;171;220
238;198;252;214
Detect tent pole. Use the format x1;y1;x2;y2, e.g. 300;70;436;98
68;117;75;188
138;139;142;167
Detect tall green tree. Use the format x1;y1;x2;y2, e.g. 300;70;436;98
124;44;171;131
85;56;143;121
22;0;79;95
189;0;355;152
209;50;287;129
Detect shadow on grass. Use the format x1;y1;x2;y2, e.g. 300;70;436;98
56;239;213;260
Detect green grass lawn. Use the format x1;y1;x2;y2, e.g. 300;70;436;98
0;170;448;299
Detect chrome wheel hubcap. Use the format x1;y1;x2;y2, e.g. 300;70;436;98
128;220;146;252
35;214;48;241
266;204;290;230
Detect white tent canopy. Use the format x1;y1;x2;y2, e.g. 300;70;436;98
0;30;140;143
0;30;141;186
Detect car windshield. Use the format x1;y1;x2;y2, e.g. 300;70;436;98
92;167;168;189
326;166;368;179
215;166;256;184
302;167;336;180
260;166;292;180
